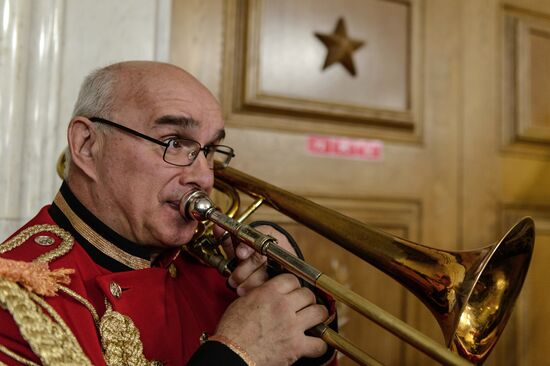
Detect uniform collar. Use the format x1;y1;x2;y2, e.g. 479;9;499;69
49;182;181;272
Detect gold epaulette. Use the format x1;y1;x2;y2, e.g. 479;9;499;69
0;225;92;365
0;224;157;366
0;224;74;264
0;224;75;296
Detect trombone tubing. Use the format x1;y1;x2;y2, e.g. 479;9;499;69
181;189;472;366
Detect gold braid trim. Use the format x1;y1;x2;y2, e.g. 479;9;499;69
54;193;151;270
35;227;74;264
99;301;154;366
0;344;40;366
207;335;257;366
0;279;92;366
58;285;100;325
0;224;73;264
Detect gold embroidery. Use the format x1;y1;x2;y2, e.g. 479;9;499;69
58;285;100;325
54;193;150;270
0;344;40;366
0;224;73;264
0;194;159;365
35;228;74;264
0;279;92;365
99;301;153;366
0;224;73;266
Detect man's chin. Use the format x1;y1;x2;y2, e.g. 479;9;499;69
159;225;198;248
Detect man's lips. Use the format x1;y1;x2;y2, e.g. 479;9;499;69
166;186;204;222
168;200;186;219
168;199;200;224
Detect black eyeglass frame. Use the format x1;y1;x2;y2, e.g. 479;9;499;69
89;117;235;169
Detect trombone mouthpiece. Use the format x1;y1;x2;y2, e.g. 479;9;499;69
179;189;215;221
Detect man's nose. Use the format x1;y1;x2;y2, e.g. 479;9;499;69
179;152;214;189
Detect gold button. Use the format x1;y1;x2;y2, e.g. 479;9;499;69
168;263;177;278
34;235;55;246
151;361;164;366
109;282;122;298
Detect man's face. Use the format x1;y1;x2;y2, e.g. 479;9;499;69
92;69;225;248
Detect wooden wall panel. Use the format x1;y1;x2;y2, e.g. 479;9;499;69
502;6;550;154
222;0;424;141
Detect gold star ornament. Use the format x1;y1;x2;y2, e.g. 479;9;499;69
314;18;365;76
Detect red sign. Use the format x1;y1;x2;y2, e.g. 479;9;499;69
307;135;383;161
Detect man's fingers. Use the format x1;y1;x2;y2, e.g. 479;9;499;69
213;225;236;258
295;304;330;358
300;336;329;359
233;267;269;296
235;243;255;259
296;303;329;330
285;287;317;312
230;251;267;286
262;273;302;295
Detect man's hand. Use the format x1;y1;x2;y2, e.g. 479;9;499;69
214;273;329;366
214;224;296;296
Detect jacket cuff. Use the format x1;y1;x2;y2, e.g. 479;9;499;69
187;340;248;366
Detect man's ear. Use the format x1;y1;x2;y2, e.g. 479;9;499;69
67;117;102;181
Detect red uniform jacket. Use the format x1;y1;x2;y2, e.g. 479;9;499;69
0;183;337;366
0;188;239;365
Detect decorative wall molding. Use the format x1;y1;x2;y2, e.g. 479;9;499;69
501;6;550;157
222;0;424;142
502;204;550;233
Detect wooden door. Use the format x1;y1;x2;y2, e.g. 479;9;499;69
171;1;549;364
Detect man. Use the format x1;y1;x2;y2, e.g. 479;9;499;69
0;61;336;365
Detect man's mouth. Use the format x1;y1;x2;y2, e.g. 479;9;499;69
168;200;186;220
168;201;180;211
166;187;204;222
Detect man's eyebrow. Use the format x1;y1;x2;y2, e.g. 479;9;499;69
154;115;199;128
155;115;226;142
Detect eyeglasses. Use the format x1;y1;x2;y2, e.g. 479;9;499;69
90;117;235;169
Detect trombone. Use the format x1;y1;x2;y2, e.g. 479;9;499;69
181;165;534;365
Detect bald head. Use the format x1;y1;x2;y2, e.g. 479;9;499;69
72;61;209;120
